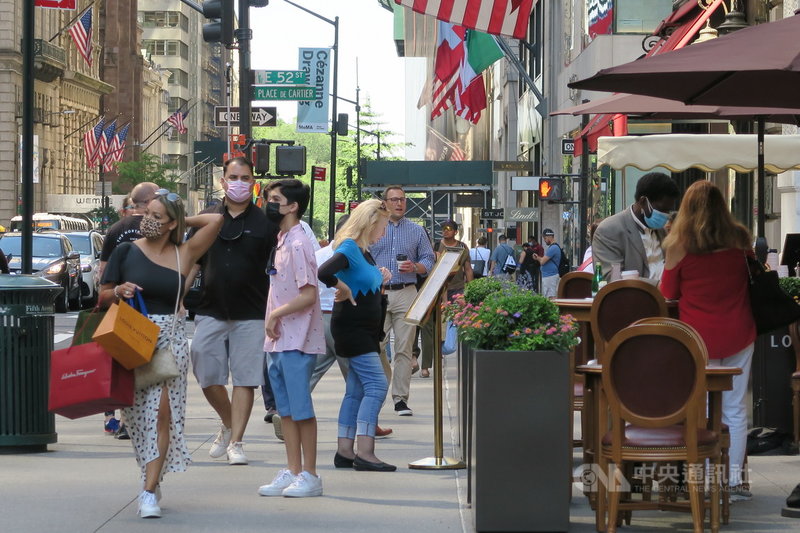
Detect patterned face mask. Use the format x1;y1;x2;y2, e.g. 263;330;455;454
140;216;164;240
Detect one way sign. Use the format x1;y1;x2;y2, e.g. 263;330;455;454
214;106;277;127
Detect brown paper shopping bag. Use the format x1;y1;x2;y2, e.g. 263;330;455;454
92;294;160;370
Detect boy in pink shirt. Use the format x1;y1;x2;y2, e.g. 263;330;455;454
258;179;326;498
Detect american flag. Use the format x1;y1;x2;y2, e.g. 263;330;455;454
395;0;535;40
82;117;104;167
167;109;188;134
104;123;130;172
69;7;93;68
96;119;117;168
450;142;467;161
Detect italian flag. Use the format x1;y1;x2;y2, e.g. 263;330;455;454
431;22;504;124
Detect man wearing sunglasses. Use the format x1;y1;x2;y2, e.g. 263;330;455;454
189;157;279;465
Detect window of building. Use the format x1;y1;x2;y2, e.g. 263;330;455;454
519;6;543;97
140;11;188;30
169;97;188;113
614;0;673;34
168;68;189;88
143;40;189;59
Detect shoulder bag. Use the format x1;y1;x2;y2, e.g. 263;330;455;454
134;246;182;390
745;252;800;335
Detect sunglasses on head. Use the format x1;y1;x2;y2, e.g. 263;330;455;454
155;189;180;203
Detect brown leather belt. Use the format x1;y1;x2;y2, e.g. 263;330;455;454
385;282;415;291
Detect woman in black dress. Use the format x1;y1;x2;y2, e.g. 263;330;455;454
99;190;222;518
318;199;395;471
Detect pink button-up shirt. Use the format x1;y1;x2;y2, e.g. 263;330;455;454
264;223;325;355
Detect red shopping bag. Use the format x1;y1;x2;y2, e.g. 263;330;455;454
48;342;134;419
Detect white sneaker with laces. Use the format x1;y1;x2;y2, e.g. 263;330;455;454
258;469;295;496
138;490;161;518
209;424;232;458
282;471;323;498
227;441;248;465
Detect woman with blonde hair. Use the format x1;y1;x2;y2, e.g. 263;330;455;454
100;189;223;517
660;180;755;501
317;199;395;471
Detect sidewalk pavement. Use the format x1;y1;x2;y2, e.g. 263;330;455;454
2;346;800;532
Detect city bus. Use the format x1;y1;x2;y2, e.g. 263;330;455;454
9;213;92;232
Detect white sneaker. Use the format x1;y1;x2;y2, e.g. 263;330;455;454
227;441;248;465
209;424;232;458
258;469;295;496
273;414;284;441
137;490;161;518
282;471;323;498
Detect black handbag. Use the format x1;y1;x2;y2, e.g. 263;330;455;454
745;254;800;335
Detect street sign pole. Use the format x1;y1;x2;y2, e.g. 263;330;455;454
238;0;251;138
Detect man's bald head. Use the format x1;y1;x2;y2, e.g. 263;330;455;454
130;182;159;213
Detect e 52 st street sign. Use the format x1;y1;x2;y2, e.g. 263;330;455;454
214;107;276;127
252;70;307;85
253;86;318;101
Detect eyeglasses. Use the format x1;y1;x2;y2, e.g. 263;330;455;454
219;218;245;241
385;197;406;203
442;226;455;232
155;189;180;203
265;246;277;276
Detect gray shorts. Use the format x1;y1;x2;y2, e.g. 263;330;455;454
191;315;266;388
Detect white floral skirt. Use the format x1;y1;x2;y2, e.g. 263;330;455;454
122;314;191;482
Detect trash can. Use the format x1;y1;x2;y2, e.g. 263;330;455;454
0;275;63;452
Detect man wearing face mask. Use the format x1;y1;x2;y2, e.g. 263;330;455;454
592;172;679;283
190;157;279;465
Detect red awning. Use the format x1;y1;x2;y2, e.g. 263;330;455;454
572;0;725;156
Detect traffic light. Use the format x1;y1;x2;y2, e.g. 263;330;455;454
336;113;349;136
253;144;269;175
538;177;564;201
202;0;234;46
276;145;307;175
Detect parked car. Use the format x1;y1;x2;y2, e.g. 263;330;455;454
0;231;82;312
63;231;105;308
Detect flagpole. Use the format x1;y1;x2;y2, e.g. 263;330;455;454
141;101;198;153
48;2;95;42
139;100;193;146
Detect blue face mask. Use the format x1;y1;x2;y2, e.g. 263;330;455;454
644;198;669;229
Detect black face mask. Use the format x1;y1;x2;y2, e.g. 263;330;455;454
266;201;285;223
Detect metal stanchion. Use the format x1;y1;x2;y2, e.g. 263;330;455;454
408;251;465;470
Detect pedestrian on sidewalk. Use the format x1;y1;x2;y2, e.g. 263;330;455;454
533;229;561;298
97;181;159;440
189;157;279;466
258;179;326;498
371;186;436;417
317;199;396;472
660;180;756;502
99;190;223;518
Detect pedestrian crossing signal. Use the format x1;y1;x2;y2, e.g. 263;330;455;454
538;178;564;201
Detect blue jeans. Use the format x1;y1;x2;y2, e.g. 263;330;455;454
338;352;388;439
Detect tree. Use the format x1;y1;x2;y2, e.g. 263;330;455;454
114;153;181;193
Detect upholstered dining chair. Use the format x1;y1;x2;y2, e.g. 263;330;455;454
558;271;593;447
632;317;732;524
590;279;669;363
597;323;722;533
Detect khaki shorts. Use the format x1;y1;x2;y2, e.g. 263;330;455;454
191;315;266;388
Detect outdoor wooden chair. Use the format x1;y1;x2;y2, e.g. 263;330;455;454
596;323;721;533
590;279;669;363
558;271;593;447
632;317;732;524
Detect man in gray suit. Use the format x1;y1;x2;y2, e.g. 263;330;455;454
592;172;679;282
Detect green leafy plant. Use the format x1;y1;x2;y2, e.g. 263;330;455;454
778;276;800;303
443;283;579;352
462;276;513;305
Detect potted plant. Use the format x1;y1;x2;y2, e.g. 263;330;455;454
444;279;579;532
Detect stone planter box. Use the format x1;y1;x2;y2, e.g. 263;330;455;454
470;348;570;532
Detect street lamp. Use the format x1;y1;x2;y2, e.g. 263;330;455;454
283;0;339;240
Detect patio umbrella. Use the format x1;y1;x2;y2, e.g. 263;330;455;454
568;13;800;109
567;12;800;239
